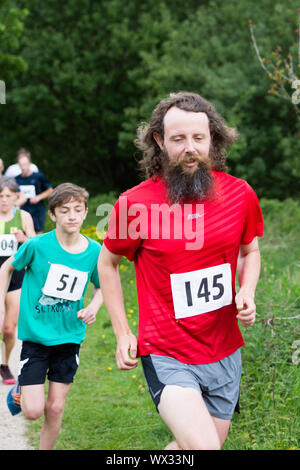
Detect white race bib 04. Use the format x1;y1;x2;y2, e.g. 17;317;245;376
0;234;18;256
170;263;232;319
19;185;36;199
42;263;88;301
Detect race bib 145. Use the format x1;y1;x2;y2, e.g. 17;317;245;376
170;263;232;319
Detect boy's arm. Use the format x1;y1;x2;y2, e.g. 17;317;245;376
0;257;16;332
13;210;36;244
77;287;103;325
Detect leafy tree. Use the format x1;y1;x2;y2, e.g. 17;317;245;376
0;0;194;192
120;0;300;198
0;1;28;80
0;0;299;199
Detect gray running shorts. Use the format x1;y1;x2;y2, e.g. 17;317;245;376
141;349;242;420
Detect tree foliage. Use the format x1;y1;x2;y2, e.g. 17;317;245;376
0;0;299;198
0;0;28;79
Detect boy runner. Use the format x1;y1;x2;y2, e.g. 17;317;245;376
0;177;35;384
0;182;103;450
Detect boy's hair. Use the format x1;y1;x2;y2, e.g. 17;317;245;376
48;183;89;214
0;176;19;193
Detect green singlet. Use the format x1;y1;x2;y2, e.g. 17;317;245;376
0;208;23;235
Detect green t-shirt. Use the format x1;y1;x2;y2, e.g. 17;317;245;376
12;229;101;346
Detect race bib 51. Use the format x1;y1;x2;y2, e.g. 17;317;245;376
170;263;232;319
42;263;88;301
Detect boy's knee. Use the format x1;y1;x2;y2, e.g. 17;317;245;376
3;325;16;339
45;399;65;418
23;404;44;421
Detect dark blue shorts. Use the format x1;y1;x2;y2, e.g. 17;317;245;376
32;212;46;232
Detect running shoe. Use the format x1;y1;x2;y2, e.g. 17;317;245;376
7;381;22;416
0;364;16;385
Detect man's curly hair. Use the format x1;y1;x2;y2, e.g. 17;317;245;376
135;91;238;178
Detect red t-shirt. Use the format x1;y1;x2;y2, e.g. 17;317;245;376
104;170;264;364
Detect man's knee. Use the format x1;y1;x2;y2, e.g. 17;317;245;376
181;433;221;450
158;385;221;450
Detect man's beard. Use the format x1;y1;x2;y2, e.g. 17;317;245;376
162;151;215;204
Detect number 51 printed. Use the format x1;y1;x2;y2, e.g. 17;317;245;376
42;263;88;301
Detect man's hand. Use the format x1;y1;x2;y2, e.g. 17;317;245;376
115;333;138;370
235;289;256;327
29;196;40;204
77;306;97;325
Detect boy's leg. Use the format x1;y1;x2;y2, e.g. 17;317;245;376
40;381;71;450
2;290;20;364
21;384;45;420
158;385;221;450
39;342;80;449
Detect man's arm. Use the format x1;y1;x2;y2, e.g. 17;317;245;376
235;237;261;327
0;257;16;332
98;244;138;370
30;187;53;204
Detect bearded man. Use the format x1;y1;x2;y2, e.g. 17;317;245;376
99;92;264;450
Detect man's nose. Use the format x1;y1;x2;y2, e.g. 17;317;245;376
184;138;196;154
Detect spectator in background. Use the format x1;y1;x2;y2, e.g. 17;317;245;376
5;148;39;178
16;154;53;234
0;157;27;206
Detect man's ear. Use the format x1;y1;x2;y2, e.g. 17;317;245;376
153;132;163;150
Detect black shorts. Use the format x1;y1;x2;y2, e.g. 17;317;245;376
0;257;25;292
18;341;81;386
8;268;25;292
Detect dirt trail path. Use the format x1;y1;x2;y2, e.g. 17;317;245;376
0;339;34;450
